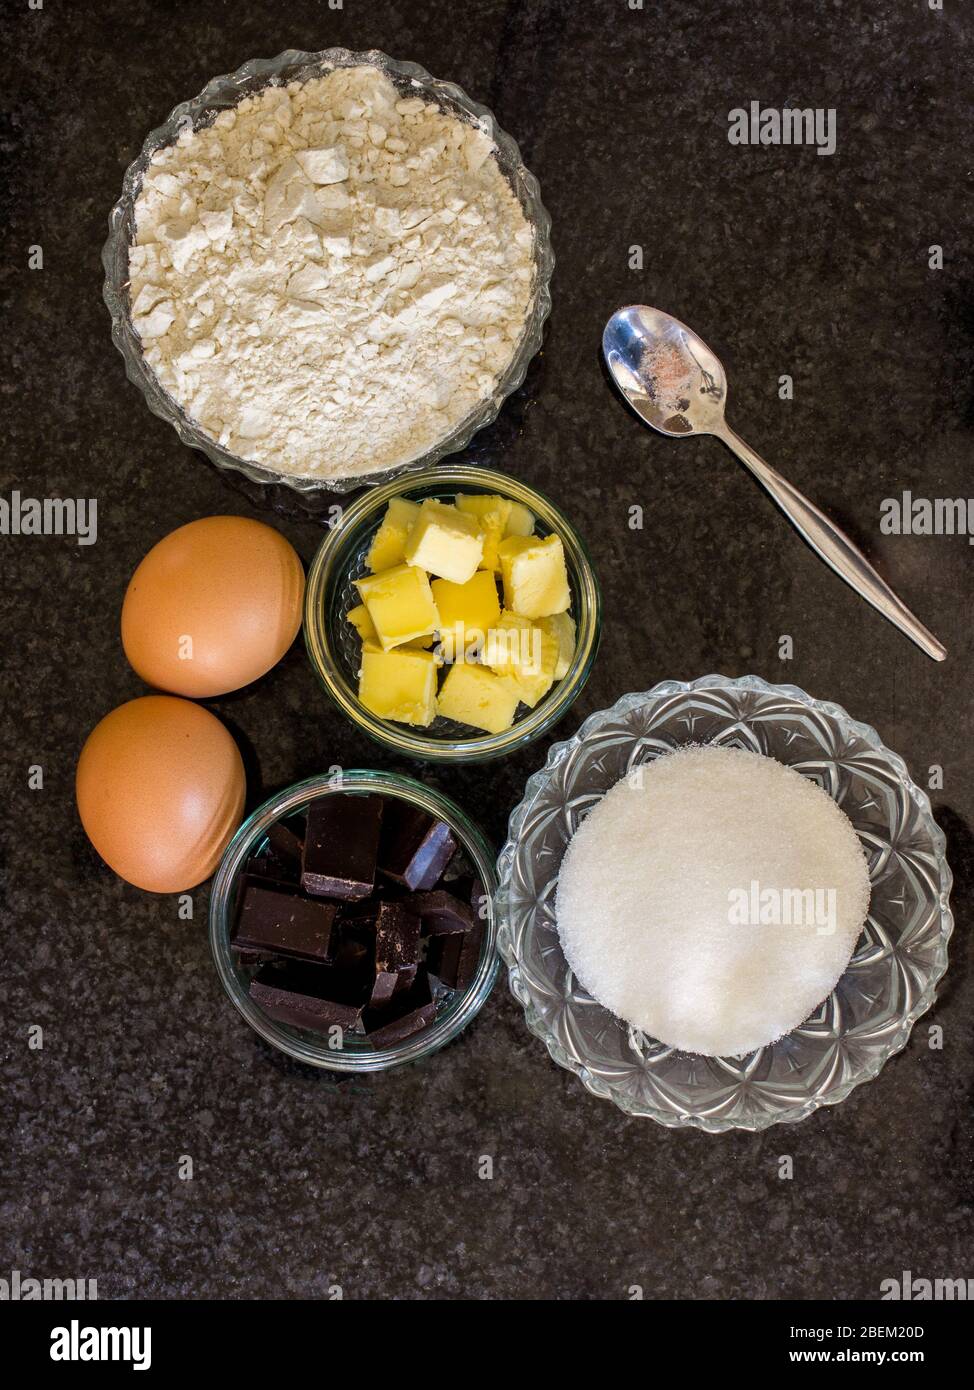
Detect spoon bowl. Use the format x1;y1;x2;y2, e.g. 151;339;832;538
603;305;729;436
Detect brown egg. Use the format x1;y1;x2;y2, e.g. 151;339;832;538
121;515;305;697
76;696;246;893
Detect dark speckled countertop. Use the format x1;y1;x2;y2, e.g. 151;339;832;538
2;0;972;1301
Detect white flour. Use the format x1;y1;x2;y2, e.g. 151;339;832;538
129;65;535;480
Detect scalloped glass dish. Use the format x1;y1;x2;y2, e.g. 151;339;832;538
102;47;554;496
496;675;953;1132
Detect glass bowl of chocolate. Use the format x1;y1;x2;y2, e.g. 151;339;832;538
209;770;498;1070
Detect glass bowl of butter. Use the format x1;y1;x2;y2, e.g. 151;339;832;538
304;466;601;762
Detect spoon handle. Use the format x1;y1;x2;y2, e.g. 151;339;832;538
717;425;947;661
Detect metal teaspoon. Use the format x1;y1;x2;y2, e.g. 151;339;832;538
602;305;946;661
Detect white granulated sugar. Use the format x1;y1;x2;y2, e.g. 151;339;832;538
555;745;871;1057
129;66;535;479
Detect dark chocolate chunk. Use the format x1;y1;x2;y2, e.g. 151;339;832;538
451;873;489;925
233;948;270;967
243;854;299;893
379;801;457;891
363;969;437;1047
233;884;336;964
394;963;419;994
331;900;378;974
375;902;421;971
301;793;383;900
336;897;381;928
250;961;369;1032
405;888;474;936
332;927;372;972
368;962;420;1008
369;974;396;1007
426;931;462;987
428;921;483;990
456;924;484;988
265;818;304;867
370;901;421;1006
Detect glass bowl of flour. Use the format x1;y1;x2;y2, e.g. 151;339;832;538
102;48;553;495
496;675;954;1132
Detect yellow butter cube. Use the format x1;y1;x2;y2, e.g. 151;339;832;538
348;603;433;651
504;500;536;537
403;499;484;584
436;662;520;735
484;610;558;708
359;646;438;726
366;497;421;573
430;570;501;661
538;611;576;679
455;494;512;572
355;563;440;651
498;533;571;619
482;610;536;674
346;603;378;644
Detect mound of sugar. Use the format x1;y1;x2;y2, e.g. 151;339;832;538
555;744;871;1057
